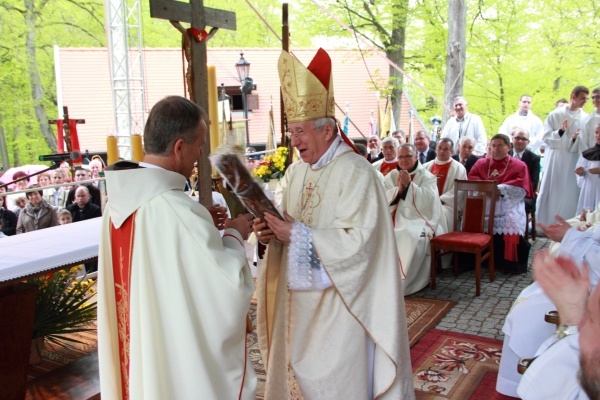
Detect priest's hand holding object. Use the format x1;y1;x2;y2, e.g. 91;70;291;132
224;213;254;240
253;217;275;244
207;205;228;230
263;211;296;244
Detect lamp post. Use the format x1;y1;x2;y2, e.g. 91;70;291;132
235;52;253;145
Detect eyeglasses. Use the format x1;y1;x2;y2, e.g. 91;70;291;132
592;95;600;100
513;137;529;141
398;154;416;159
285;130;308;139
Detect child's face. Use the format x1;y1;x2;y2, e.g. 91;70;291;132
16;199;27;208
58;214;72;225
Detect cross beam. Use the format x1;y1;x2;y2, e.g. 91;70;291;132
150;0;236;30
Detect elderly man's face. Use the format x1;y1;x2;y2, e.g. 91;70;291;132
512;131;530;153
397;146;417;171
288;120;332;165
490;138;510;160
454;99;468;119
579;286;600;399
75;187;90;207
382;141;398;161
519;96;532;114
460;141;474;160
367;136;380;150
89;160;103;177
414;133;429;153
436;141;453;162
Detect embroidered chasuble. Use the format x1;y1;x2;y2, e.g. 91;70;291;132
98;162;256;400
430;162;452;196
379;160;398;176
257;147;414;399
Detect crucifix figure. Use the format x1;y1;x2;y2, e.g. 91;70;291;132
149;0;236;206
49;106;86;177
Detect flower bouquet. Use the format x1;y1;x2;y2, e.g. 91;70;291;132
253;146;288;182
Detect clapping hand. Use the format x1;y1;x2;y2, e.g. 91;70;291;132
538;215;571;243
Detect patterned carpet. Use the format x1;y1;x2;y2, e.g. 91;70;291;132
411;329;516;399
248;297;455;398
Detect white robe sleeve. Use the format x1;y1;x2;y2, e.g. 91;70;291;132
558;227;600;285
473;115;488;156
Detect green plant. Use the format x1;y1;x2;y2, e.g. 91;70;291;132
28;266;97;347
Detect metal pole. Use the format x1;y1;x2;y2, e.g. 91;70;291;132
242;90;250;145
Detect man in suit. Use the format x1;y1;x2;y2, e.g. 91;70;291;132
65;167;102;207
452;136;480;174
414;130;436;164
366;134;384;163
511;127;541;216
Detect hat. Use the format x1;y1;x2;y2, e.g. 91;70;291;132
278;48;335;123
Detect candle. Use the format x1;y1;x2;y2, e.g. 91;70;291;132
131;134;144;162
207;64;219;153
106;135;118;165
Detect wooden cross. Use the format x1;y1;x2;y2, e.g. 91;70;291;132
49;106;86;178
150;0;236;207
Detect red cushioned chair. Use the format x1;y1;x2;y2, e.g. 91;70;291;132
430;180;498;296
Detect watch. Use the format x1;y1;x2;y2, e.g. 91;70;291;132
555;324;578;339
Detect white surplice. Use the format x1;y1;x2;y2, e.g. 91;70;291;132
536;106;588;225
496;227;600;397
576;156;600;215
384;163;444;295
498;110;545;153
423;158;467;232
98;164;256;400
579;110;600;152
441;112;488;156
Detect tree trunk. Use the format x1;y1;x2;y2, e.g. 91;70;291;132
389;0;408;129
443;0;467;123
13;126;21;167
24;0;56;151
0;111;11;171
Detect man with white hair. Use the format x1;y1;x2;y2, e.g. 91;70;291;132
366;134;384;163
423;138;467;231
451;136;480;174
498;94;545;153
385;143;444;295
441;96;488;156
372;136;400;176
253;49;414;399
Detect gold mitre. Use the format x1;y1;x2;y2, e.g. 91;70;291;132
278;48;335;123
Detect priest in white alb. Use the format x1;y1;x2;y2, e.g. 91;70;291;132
575;123;600;215
252;49;414;400
536;85;589;225
384;143;445;295
97;96;257;400
423;138;467;231
498;94;545;153
579;87;600;151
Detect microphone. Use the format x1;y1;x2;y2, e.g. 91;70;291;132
38;152;79;163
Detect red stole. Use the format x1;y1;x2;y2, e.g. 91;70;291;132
430;162;452;196
379;161;398;176
109;213;137;400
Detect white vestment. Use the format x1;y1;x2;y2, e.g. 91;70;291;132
517;335;589;400
536;106;588;225
423;158;467;232
385;163;444;295
498;110;545;153
98;164;256;400
496;227;600;397
579;110;600;152
576;156;600;215
257;138;415;400
441;112;488;156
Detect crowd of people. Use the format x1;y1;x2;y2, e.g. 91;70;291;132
0;160;105;271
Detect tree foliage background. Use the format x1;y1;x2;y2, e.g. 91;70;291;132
0;0;598;168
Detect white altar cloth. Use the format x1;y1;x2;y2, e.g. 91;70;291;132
0;218;101;283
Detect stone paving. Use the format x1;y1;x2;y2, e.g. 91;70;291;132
409;236;551;340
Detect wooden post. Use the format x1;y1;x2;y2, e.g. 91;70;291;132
49;106;86;178
444;0;467;123
149;0;236;207
281;3;293;166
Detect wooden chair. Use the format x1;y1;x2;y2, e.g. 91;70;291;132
430;180;498;296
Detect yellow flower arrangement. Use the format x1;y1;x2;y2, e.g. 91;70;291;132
27;266;97;347
254;146;289;182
